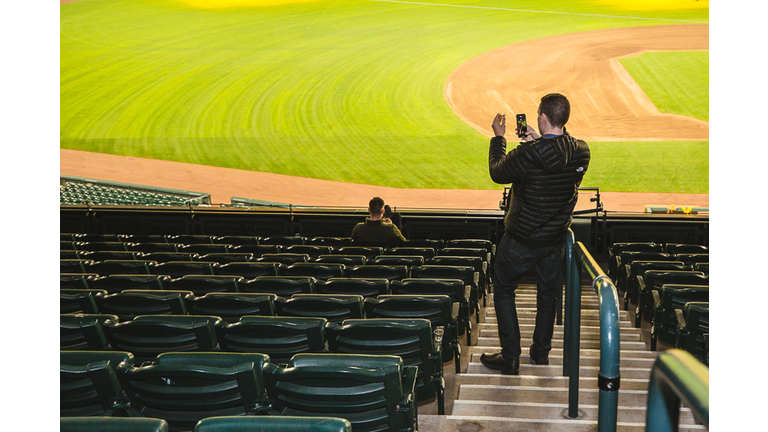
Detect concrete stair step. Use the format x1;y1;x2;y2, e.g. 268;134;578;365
451;400;699;424
476;337;648;351
458;373;650;391
485;309;629;320
466;363;652;380
483;315;635;327
477;327;643;342
457;384;650;406
419;415;706;432
468;346;659;360
468;351;656;369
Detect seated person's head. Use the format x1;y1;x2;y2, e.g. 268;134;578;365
383;205;393;219
369;197;385;219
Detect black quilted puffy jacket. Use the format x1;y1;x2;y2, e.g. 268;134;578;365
489;133;591;247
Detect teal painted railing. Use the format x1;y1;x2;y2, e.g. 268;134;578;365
564;230;621;432
645;349;709;431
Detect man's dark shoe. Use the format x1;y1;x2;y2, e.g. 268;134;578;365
480;352;520;375
529;346;549;365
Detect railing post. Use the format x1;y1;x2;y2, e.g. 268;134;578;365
567;255;581;418
595;275;620;432
563;232;574;376
645;349;709;432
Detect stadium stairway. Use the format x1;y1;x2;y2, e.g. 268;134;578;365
419;281;706;431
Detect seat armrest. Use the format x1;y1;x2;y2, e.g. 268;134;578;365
652;290;661;309
674;309;687;329
463;285;472;301
399;365;418;408
473;272;479;286
432;326;444;354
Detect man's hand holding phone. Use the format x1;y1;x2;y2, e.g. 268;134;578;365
492;113;506;137
524;124;540;142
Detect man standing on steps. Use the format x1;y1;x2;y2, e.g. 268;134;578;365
481;93;591;375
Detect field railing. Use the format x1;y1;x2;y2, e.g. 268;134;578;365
645;349;709;431
563;230;621;432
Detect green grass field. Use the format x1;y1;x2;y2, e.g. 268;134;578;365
60;0;709;192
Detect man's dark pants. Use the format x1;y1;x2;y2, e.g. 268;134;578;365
493;233;565;360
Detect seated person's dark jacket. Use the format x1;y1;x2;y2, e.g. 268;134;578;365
351;219;407;246
489;132;591;247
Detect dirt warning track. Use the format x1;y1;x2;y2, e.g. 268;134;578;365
445;24;709;141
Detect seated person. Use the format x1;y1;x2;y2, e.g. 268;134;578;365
351;197;407;245
383;205;403;231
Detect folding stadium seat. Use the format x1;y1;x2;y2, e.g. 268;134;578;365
61;417;170;432
193;416;351;432
404;239;445;249
345;264;409;281
187;292;278;323
198;252;254;264
87;259;156;276
217;316;328;364
619;260;687;309
76;241;129;252
651;285;709;350
60;350;136;417
126;242;181;253
121;234;167;244
307;236;354;247
182;243;234;255
326;318;445;414
364;295;460;371
61;259;92;274
391;278;472;343
60;272;99;290
60;313;118;350
446;238;494;253
382;247;436;260
282;263;346;280
140;251;200;263
258;253;311;265
99;290;193;321
674;253;709;269
242;276;316;296
213;235;262;246
315;254;368;266
229;244;283;256
277;294;365;324
216;262;282;279
373;255;425;267
336;246;385;260
166;234;218;245
665;243;708;255
437;247;490;262
82;250;144;262
315;277;391;297
262;353;418;432
117;352;271;431
61;289;107;314
675;302;709;364
694;262;709;274
61;250;81;260
261;235;308;246
76;233;125;243
91;274;172;293
284;245;334;258
635;270;708;327
104;315;225;363
62;233;78;242
411;264;480;323
152;261;219;279
607;242;662;279
168;275;244;296
429;255;488;306
62;240;77;251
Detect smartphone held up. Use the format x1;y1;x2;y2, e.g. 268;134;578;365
516;114;527;139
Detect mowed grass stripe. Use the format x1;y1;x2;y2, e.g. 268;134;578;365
61;0;709;191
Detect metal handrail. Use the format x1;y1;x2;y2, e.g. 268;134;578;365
564;230;621;431
645;349;709;431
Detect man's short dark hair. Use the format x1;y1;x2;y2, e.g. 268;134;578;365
369;197;385;214
539;93;570;128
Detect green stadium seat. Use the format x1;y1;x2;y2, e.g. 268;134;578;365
61;259;92;274
198;252;255;264
411;264;479;323
127;242;181;253
60;313;118;350
76;241;129;252
651;285;709;350
166;234;218;245
336;246;385;260
99;290;193;321
607;242;662;280
345;264;409;281
263;354;418;432
118;352;271;431
382;247;436;259
636;270;708;327
61;250;81;260
308;236;354;247
61;289;107;314
187;292;278;322
213;235;262;246
258;253;311;265
664;243;708;255
404;239;445;249
230;244;283;256
694;262;709;274
217;316;328;364
315;254;368;266
612;250;675;283
83;250;144;262
61;272;100;290
61;417;169;432
365;294;460;371
620;260;688;309
391;278;472;342
140;251;200;263
242;275;316;296
674;253;709;269
282;263;346;279
373;255;425;266
193;416;351;432
261;236;307;246
327;318;445;414
285;245;334;258
168;275;245;296
217;261;282;279
122;234;167;244
315;277;390;297
104;315;225;363
91;274;172;293
60;350;136;417
429;255;487;306
675;301;709;364
278;294;365;323
152;261;219;278
87;259;156;276
182;243;234;255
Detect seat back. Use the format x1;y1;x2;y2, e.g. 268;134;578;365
676;301;710;361
139;252;199;263
373;255;424;266
285;245;334;258
168;275;244;296
182;244;234;255
152;261;219;278
639;270;708;319
278;294;365;323
655;285;710;345
316;254;368;266
308;236;354;247
345;264;409;281
214;235;262;247
242;276;316;296
60;417;169;432
187;292;278;322
217;262;281;279
218;316;327;364
315;278;390;297
229;244;283;256
127;242;182;253
261;236;308;246
264;354;417;432
61;289;106;314
674;253;709;268
61;313;118;350
88;260;156;276
665;243;708;255
336;246;385;260
61;259;92;274
60;273;100;290
104;315;224;363
118;352;270;431
166;234;217;245
404;239;445;249
199;253;255;264
283;263;346;279
91;274;172;293
99;290;193;321
60;350;135;417
258;253;311;265
193;416;351;432
382;247;435;259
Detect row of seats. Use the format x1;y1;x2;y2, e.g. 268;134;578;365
62;416;353;432
608;242;709;365
62;338;431;430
